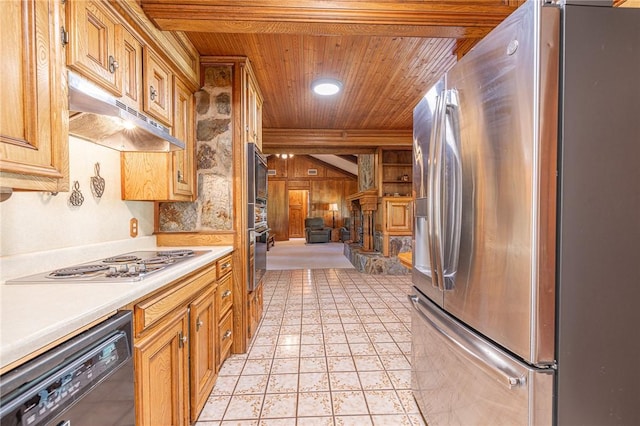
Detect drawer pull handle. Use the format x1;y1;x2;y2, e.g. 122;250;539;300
222;290;232;298
150;85;157;101
223;330;232;340
221;262;231;269
178;331;188;348
196;317;203;331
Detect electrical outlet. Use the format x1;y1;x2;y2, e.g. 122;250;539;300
130;218;138;238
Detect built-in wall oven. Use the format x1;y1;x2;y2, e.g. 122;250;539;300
0;311;134;426
247;143;268;292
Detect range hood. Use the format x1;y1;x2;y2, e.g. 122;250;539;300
68;72;185;152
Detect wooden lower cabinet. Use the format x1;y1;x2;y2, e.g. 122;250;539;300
132;257;236;425
135;306;190;426
247;282;264;340
189;287;217;422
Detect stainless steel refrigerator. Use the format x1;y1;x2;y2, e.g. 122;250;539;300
410;1;640;424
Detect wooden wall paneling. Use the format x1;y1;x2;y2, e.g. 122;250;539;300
291;156;325;178
287;180;309;190
310;180;343;228
267;179;288;240
266;155;287;177
342;180;359;228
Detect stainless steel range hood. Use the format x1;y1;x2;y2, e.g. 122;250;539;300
68;72;185;152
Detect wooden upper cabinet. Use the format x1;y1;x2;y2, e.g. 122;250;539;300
143;48;173;126
67;0;122;95
121;28;143;110
172;77;195;199
0;0;69;192
244;67;263;150
120;76;195;202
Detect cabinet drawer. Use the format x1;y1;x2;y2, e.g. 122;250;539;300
134;263;216;335
218;310;233;364
217;255;232;278
216;274;233;318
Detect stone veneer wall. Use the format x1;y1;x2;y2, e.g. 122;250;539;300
357;154;375;191
158;66;234;232
344;242;410;275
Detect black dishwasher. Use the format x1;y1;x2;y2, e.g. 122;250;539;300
0;311;134;426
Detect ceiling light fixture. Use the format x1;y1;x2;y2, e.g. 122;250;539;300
311;78;343;96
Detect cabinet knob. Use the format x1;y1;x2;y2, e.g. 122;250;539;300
222;289;232;299
178;331;188;348
223;330;232;340
196;317;203;331
150;86;157;101
177;170;185;184
108;55;119;74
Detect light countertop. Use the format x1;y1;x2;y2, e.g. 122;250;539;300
0;242;233;370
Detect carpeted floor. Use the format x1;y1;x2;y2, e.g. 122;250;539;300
267;239;354;270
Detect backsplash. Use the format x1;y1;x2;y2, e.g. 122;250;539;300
158;65;234;232
0;137;154;258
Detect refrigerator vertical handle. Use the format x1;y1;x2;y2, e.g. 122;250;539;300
429;91;446;291
441;89;463;290
408;294;529;389
427;92;442;289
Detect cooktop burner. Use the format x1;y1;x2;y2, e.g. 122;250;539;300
5;250;209;284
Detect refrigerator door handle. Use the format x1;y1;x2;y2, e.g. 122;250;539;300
441;88;463;290
409;294;527;389
429;91;446;291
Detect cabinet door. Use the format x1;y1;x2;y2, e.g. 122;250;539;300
67;0;122;95
385;199;412;232
0;0;68;192
135;307;189;426
121;28;143;110
172;77;195;199
143;48;173;126
255;94;263;151
189;287;217;423
246;78;257;144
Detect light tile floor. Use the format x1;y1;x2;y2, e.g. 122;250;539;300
196;269;426;426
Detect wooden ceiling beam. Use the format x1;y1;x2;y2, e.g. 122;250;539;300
140;1;516;38
262;128;412;151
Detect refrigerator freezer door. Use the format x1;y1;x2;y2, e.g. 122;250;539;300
410;293;553;426
439;0;558;364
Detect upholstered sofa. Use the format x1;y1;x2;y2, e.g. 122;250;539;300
304;217;331;243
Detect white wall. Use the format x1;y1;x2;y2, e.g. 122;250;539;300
0;137;155;257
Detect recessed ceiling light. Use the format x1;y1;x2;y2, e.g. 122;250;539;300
311;78;343;96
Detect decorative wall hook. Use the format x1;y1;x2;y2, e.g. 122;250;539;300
91;163;105;198
69;181;84;206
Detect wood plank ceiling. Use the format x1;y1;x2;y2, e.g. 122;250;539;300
140;0;526;153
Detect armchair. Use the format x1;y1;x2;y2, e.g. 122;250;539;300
304;217;331;243
340;217;352;242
